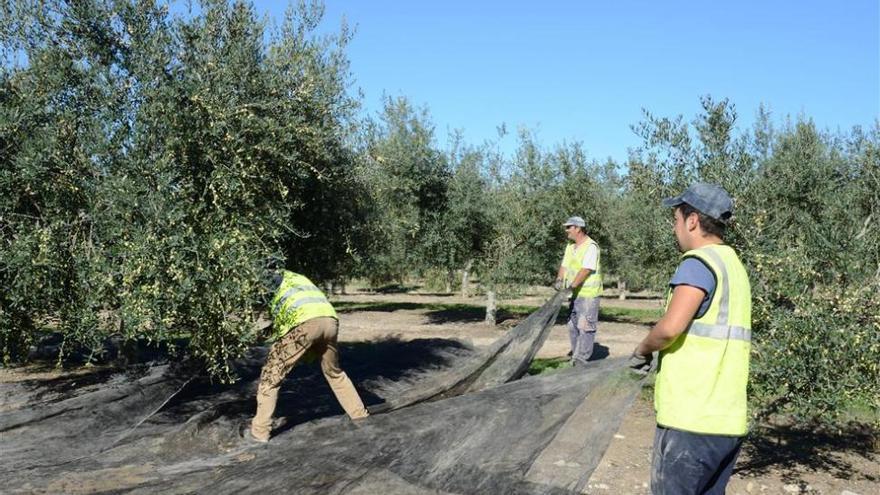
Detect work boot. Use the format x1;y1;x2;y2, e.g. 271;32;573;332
245;429;269;444
239;422;269;444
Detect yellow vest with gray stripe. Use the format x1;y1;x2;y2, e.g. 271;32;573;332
562;238;603;299
270;271;337;339
655;244;752;436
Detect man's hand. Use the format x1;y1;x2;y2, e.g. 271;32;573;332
628;349;653;375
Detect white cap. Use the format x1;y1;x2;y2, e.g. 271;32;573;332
562;216;586;228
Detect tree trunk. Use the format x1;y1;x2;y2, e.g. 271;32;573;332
617;279;627;300
485;289;497;326
461;260;473;298
445;269;454;293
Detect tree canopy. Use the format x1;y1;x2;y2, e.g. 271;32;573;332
1;0;876;426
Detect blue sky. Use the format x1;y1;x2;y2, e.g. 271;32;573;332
249;0;878;162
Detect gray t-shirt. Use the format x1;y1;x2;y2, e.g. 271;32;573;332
669;257;716;319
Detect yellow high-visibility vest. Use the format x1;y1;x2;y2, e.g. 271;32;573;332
561;238;603;299
270;271;337;339
655;244;752;436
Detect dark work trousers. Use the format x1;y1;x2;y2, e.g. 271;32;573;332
651;425;744;495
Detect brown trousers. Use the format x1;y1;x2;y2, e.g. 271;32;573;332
250;317;368;440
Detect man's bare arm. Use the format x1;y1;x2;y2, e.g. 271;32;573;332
635;285;705;356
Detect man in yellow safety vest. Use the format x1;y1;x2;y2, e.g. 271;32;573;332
249;270;369;443
630;183;751;494
555;216;603;366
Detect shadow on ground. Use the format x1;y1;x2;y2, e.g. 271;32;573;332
155;336;475;431
337;302;523;325
369;283;421;294
553;308;658;326
735;425;879;486
337;301;658;327
527;344;610;375
589;343;610;361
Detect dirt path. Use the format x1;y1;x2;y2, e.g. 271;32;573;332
333;292;653;360
336;302;646;360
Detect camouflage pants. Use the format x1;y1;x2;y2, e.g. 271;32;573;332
251;317;368;441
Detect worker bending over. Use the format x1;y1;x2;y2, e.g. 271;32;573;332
250;270;368;443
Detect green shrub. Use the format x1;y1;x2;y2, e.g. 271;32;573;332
750;287;880;428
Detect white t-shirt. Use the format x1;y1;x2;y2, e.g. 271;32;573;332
581;243;599;271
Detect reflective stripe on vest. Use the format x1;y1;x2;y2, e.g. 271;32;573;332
272;284;322;315
683;247;751;343
562;238;603;299
700;247;730;324
654;244;752;436
688;321;751;342
270;271;337;339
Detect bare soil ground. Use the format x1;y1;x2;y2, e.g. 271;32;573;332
333;290;879;495
332;289;661;359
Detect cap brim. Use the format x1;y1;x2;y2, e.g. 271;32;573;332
662;196;684;208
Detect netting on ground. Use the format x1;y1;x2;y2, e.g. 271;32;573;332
0;291;643;494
